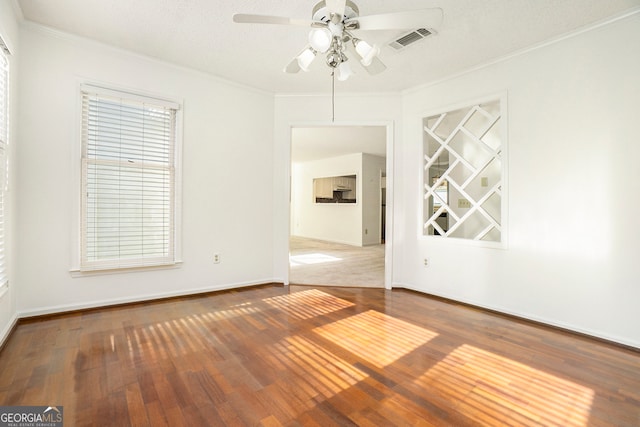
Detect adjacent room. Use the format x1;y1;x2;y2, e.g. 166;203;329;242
289;125;387;287
1;0;639;425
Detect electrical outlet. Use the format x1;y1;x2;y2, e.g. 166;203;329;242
423;258;429;267
213;253;221;264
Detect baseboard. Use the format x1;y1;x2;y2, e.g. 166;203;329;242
393;282;640;352
10;280;638;352
18;278;283;320
292;235;363;247
0;313;18;354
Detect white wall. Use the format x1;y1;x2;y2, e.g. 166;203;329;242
14;24;276;315
274;93;401;285
0;0;20;345
400;12;640;347
292;154;362;246
292;152;386;246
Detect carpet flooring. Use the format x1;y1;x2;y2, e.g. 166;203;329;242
289;236;385;288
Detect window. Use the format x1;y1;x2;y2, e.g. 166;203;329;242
0;41;9;288
80;85;180;271
423;96;506;244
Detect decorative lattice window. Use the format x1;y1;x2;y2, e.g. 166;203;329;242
423;96;506;244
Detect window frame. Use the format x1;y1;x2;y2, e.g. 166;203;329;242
76;83;183;273
0;38;10;292
420;92;509;249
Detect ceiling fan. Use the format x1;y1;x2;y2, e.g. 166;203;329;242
233;0;443;81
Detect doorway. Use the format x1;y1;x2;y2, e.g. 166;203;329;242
289;125;389;288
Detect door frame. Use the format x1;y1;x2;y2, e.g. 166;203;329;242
286;120;394;289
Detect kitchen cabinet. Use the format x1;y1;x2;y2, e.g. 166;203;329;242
313;175;357;202
313;177;333;199
341;177;356;199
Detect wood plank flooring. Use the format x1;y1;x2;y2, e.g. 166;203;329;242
0;284;639;426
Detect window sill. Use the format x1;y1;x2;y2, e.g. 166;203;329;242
69;261;183;278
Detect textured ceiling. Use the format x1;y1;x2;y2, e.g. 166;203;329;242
13;0;640;163
15;0;640;94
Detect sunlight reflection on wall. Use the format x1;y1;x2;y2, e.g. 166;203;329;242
412;344;594;426
313;310;438;367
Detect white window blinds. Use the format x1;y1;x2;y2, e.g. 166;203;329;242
0;47;8;287
80;86;179;271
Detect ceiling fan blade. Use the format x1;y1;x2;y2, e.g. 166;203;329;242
325;0;347;18
233;13;315;27
345;8;443;31
362;56;386;75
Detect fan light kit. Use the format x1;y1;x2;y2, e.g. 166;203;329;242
234;0;442;118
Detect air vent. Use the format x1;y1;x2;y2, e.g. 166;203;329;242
388;28;433;51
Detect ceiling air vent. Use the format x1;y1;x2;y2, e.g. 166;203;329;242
388;28;433;51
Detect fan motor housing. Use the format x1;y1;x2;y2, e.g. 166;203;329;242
312;1;359;23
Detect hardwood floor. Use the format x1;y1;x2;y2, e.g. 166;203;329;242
0;284;639;426
289;236;385;288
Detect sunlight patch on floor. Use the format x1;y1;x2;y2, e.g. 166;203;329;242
263;289;355;320
289;252;343;266
266;335;369;400
413;344;595;426
313;310;438;367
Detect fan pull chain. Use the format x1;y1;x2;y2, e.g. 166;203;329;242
331;70;335;123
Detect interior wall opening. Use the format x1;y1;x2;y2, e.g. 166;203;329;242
289;125;388;288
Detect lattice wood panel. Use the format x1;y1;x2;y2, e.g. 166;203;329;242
423;99;503;242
